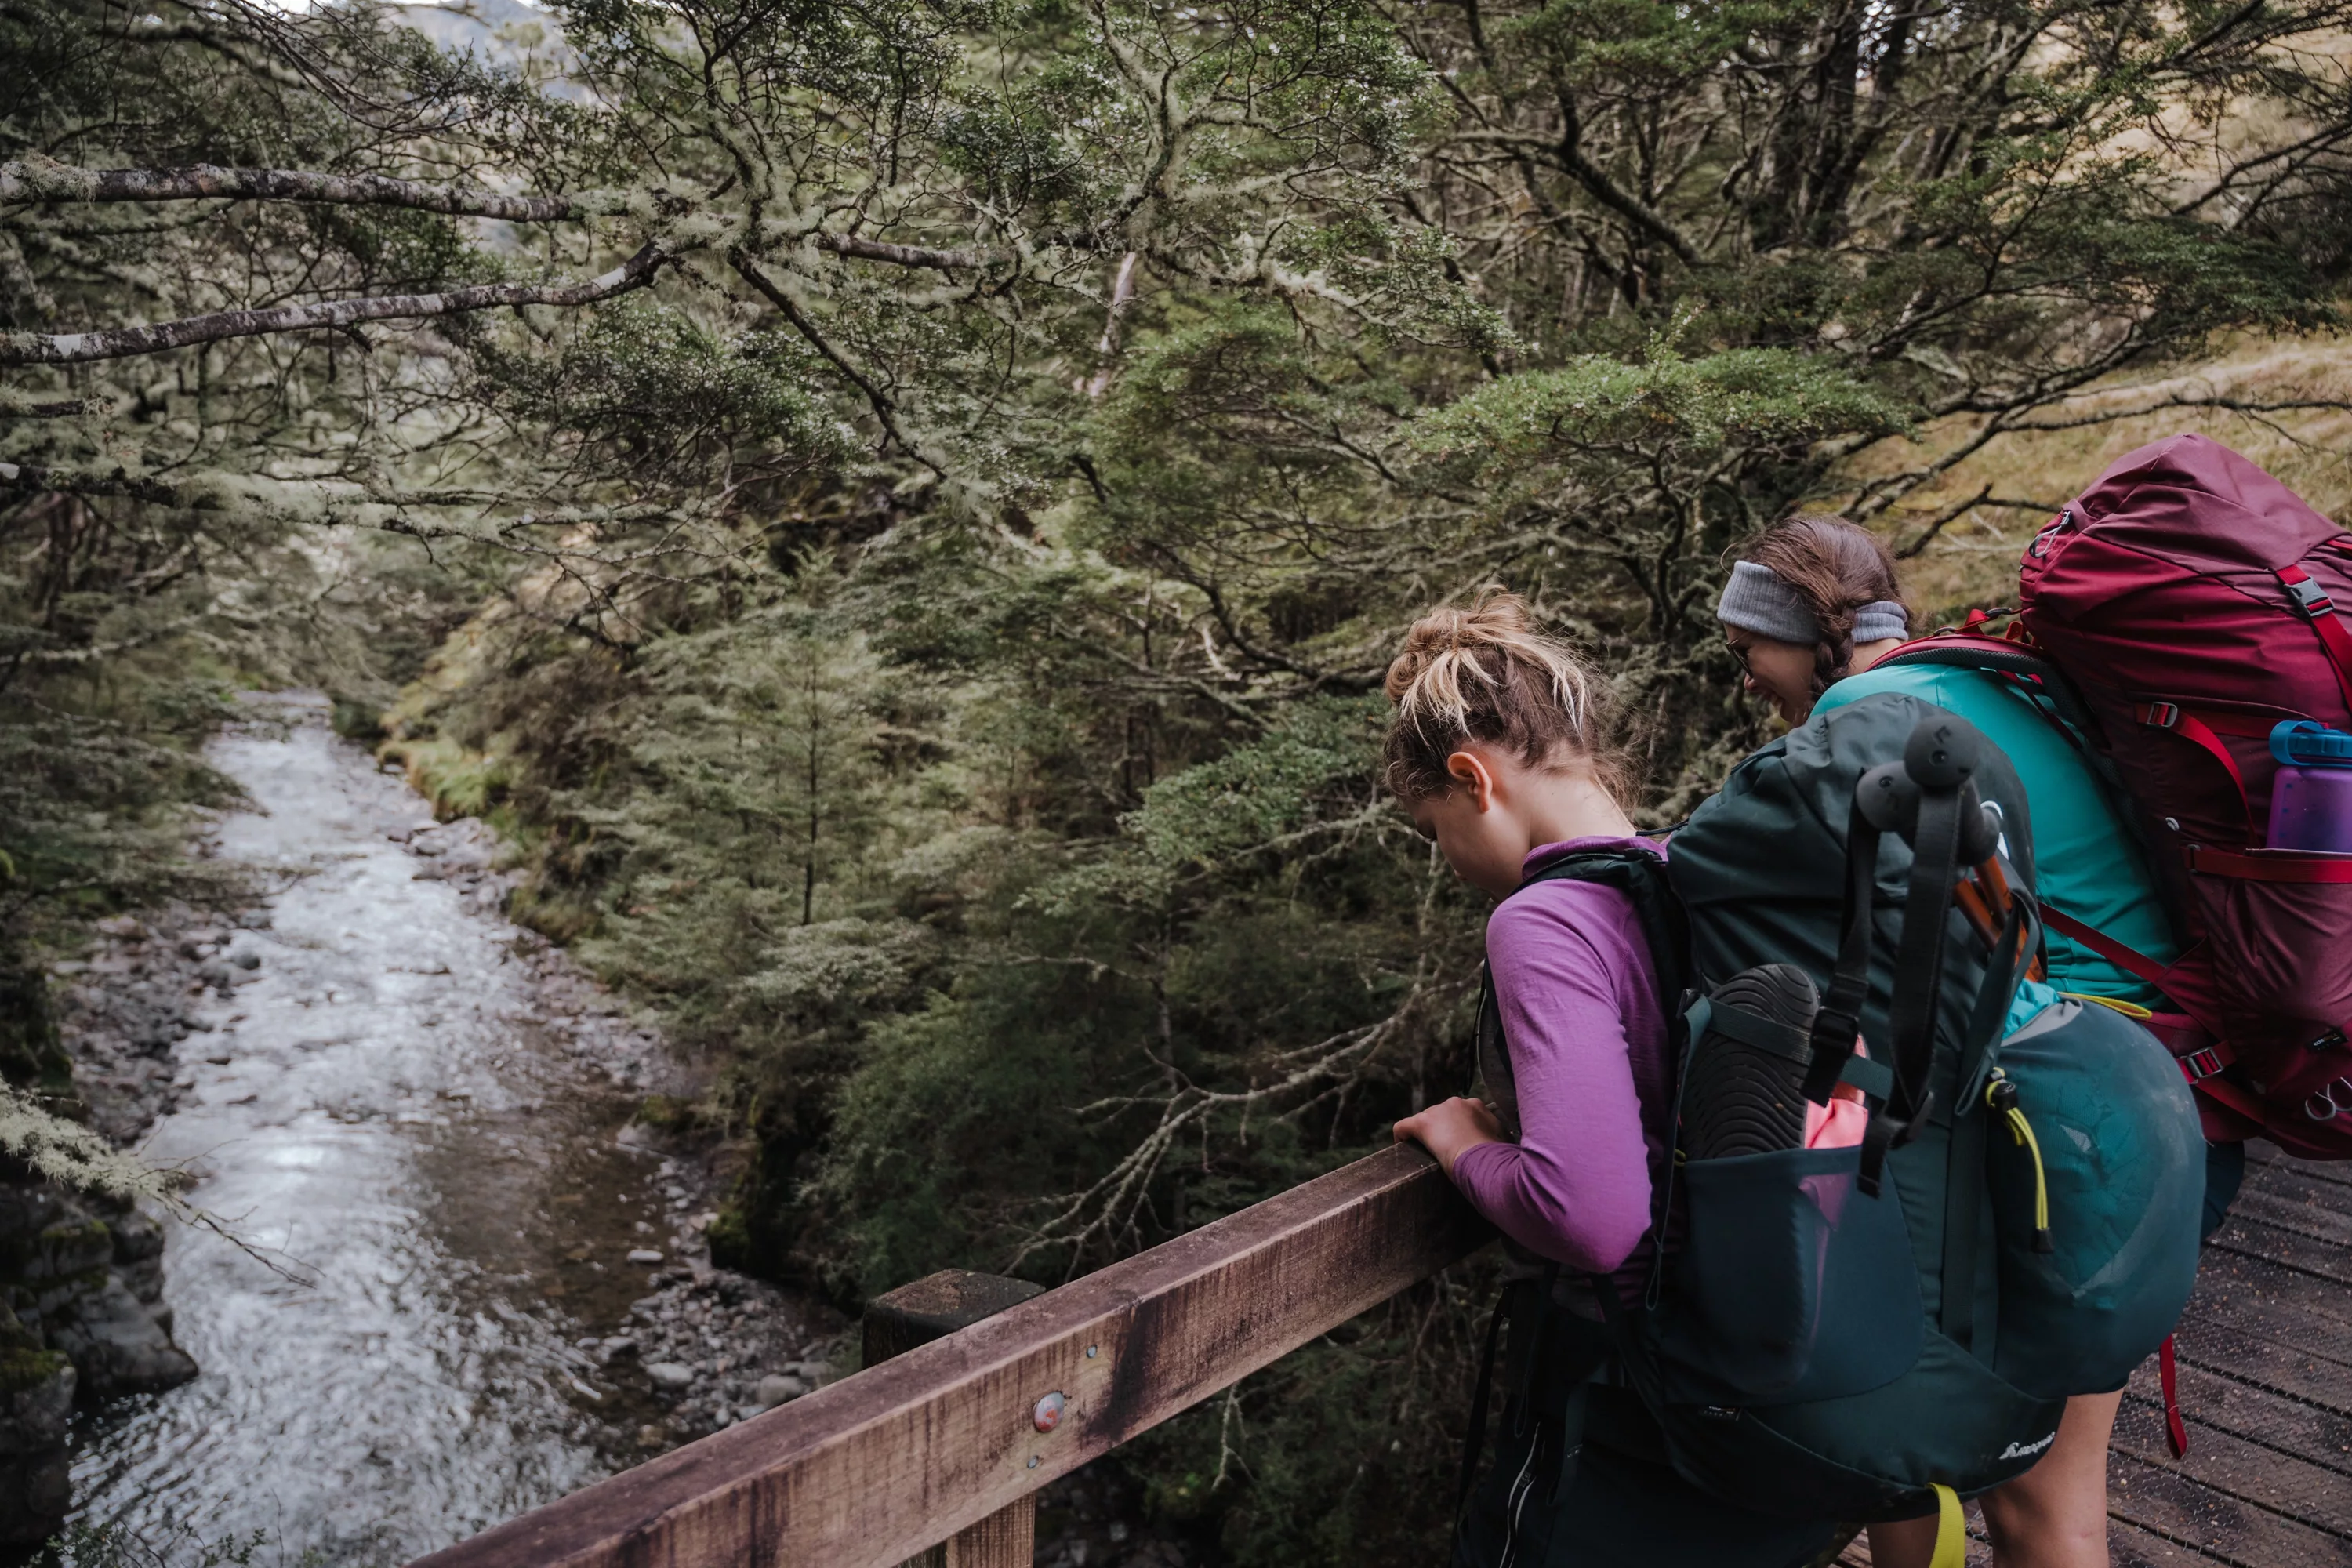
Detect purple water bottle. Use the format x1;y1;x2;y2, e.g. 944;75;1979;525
2268;720;2352;852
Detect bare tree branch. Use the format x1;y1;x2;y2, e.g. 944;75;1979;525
0;158;1058;274
0;243;667;365
818;233;992;270
0;387;107;418
730;249;916;448
0;458;181;505
2005;393;2352;434
0;156;597;221
1891;484;1992;557
1450;125;1702;266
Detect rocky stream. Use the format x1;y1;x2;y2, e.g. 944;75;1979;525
2;695;845;1563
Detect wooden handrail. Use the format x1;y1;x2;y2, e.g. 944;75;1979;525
410;1142;1489;1568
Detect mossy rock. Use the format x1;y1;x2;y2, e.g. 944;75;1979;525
633;1094;697;1131
0;1342;69;1396
6;1220;112;1286
0;958;70;1097
703;1206;753;1272
383;737;510;821
0;1298;67;1397
329;697;387;742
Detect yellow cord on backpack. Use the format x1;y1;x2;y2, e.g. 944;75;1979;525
2066;991;2153;1022
1987;1069;2054;1254
1929;1483;1965;1568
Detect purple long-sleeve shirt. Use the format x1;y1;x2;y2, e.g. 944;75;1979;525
1452;837;1673;1289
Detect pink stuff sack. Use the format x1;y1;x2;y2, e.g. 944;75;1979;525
1805;1042;1871;1149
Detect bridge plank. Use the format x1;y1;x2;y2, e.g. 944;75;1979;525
2112;1396;2352;1538
2242;1143;2352;1189
2170;1319;2352;1417
409;1142;1488;1568
2107;1450;2347;1568
2223;1182;2352;1250
2201;1214;2352;1290
2182;1250;2352;1343
2108;1515;2259;1567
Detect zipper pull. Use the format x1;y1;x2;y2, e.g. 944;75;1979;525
1987;1070;2054;1254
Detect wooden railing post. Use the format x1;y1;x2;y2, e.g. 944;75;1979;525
866;1270;1047;1568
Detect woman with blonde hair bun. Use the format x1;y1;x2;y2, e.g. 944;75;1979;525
1388;588;1839;1566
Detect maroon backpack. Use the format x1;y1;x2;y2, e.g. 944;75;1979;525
2003;434;2352;1157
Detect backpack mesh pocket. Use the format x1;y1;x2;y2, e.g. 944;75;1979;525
1654;1144;1922;1404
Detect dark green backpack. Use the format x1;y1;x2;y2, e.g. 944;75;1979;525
1462;693;2204;1562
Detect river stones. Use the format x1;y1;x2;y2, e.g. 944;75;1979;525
626;1248;663;1265
754;1373;807;1407
42;1275;197;1397
645;1361;695;1389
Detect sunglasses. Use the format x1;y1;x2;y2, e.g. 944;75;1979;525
1724;637;1755;673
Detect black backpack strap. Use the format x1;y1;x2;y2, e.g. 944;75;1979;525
1879;779;1965;1142
1511;844;1690;1019
1802;798;1882;1109
1455;1268;1535;1524
1818;713;2009;1196
1510;843;1694;1276
1942;888;2038;1353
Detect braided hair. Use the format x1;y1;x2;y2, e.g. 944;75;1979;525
1737;516;1914;699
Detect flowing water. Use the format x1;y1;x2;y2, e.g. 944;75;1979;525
64;694;703;1563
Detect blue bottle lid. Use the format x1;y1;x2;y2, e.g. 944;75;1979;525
2271;720;2352;767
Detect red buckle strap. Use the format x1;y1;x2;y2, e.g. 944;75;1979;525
2183;844;2352;882
2158;1336;2189;1461
2170;706;2286;740
2280;564;2336;615
2180;1045;2230;1082
2278;561;2352;716
2040;902;2175;990
2184;1067;2273;1131
2138;702;2256;840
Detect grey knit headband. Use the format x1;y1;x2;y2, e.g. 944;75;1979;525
1716;561;1908;646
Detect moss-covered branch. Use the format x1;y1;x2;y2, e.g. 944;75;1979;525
0;242;670;365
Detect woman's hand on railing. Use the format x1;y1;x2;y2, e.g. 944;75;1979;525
1393;1096;1504;1177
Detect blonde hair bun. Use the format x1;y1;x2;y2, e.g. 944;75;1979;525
1382;588;1632;804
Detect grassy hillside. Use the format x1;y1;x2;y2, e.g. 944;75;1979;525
1858;332;2352;613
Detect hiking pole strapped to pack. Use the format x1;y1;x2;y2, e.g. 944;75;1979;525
1802;714;2017;1195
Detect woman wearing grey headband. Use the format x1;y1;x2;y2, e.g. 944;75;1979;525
1715;517;1913;724
1716;514;2209;1568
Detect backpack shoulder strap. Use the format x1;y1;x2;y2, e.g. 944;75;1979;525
1510;844;1691;1015
1473;845;1690;1130
1877;635;2105;749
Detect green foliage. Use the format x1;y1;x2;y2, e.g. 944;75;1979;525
1127;699;1380;869
1127;1294;1486;1567
1413;346;1910;479
477;301;857;492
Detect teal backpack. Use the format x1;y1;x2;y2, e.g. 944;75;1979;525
1459;693;2204;1564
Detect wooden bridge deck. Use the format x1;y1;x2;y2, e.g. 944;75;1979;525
1842;1143;2352;1567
